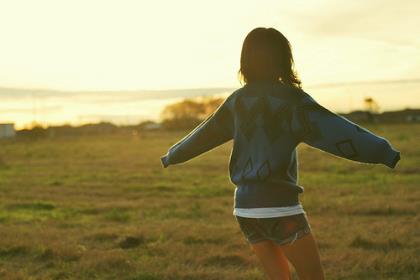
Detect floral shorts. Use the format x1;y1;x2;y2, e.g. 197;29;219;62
235;213;312;246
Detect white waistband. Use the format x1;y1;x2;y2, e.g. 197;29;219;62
233;203;305;218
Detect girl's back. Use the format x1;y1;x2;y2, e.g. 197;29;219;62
160;26;400;280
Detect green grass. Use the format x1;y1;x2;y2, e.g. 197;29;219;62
0;123;419;279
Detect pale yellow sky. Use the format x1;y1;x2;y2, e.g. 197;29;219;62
0;0;419;91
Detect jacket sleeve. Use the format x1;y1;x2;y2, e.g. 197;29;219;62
291;91;401;169
160;96;234;168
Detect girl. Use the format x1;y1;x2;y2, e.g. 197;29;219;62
160;27;400;280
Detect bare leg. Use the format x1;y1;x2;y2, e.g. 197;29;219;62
251;240;291;280
275;232;325;280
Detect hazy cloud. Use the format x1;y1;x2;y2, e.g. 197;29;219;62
286;0;420;48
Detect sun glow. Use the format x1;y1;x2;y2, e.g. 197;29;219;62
1;0;419;129
1;0;419;91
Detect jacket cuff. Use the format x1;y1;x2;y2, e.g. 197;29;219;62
384;149;400;169
160;154;170;168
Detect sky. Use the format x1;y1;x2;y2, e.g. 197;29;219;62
1;0;419;91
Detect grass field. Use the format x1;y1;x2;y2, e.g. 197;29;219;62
0;123;419;280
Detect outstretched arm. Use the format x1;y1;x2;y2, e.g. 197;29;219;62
160;96;234;168
291;91;400;169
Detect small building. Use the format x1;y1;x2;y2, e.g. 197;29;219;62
0;123;16;138
143;122;161;130
138;120;162;131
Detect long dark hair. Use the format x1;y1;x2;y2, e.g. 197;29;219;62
238;27;302;89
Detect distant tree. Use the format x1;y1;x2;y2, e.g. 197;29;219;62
160;96;225;130
364;97;380;123
364;97;380;113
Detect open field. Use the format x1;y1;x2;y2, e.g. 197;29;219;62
0;123;419;280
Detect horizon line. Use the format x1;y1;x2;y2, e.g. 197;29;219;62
11;106;420;131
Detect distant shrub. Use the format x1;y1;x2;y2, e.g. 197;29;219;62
159;96;225;130
16;121;122;138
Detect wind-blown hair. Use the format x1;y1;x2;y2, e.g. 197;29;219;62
238;27;302;89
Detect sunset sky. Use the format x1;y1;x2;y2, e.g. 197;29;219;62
1;0;419;91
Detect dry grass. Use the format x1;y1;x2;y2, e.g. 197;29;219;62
0;123;419;279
